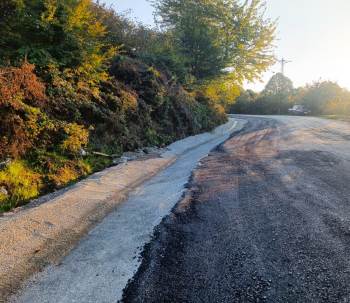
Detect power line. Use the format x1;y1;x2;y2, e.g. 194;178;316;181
278;58;292;75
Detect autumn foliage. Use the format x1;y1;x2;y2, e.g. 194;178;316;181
0;0;276;211
0;62;47;158
0;62;46;106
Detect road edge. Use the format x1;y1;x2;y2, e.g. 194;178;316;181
0;156;176;302
0;118;238;302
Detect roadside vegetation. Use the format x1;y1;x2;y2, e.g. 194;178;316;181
0;0;275;211
231;73;350;115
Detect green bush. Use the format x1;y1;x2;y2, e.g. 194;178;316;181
0;161;42;211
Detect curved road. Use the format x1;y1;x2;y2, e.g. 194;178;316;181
123;115;350;303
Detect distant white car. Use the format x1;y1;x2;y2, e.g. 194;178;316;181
288;105;310;115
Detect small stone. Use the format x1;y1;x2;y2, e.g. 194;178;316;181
0;186;8;197
80;148;88;157
136;149;145;155
143;147;159;154
113;156;128;165
0;158;11;169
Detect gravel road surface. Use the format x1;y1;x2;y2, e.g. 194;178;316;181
123;115;350;303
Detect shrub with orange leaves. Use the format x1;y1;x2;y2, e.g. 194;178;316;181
47;160;92;189
0;62;47;159
0;62;46;108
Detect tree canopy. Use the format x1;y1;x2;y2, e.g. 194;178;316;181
0;0;115;84
230;77;350;116
152;0;276;82
263;73;294;96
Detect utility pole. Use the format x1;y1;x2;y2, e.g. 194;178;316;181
278;58;292;75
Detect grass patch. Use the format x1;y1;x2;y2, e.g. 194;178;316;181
0;161;42;212
321;115;350;122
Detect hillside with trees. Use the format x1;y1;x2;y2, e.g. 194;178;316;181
230;73;350;116
0;0;275;211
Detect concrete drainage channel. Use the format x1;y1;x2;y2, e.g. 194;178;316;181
5;118;242;303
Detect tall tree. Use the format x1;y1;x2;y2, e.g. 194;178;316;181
263;73;294;96
152;0;276;81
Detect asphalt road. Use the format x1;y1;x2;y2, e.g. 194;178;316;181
122;115;350;303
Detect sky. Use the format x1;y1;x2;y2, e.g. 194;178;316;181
103;0;350;92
